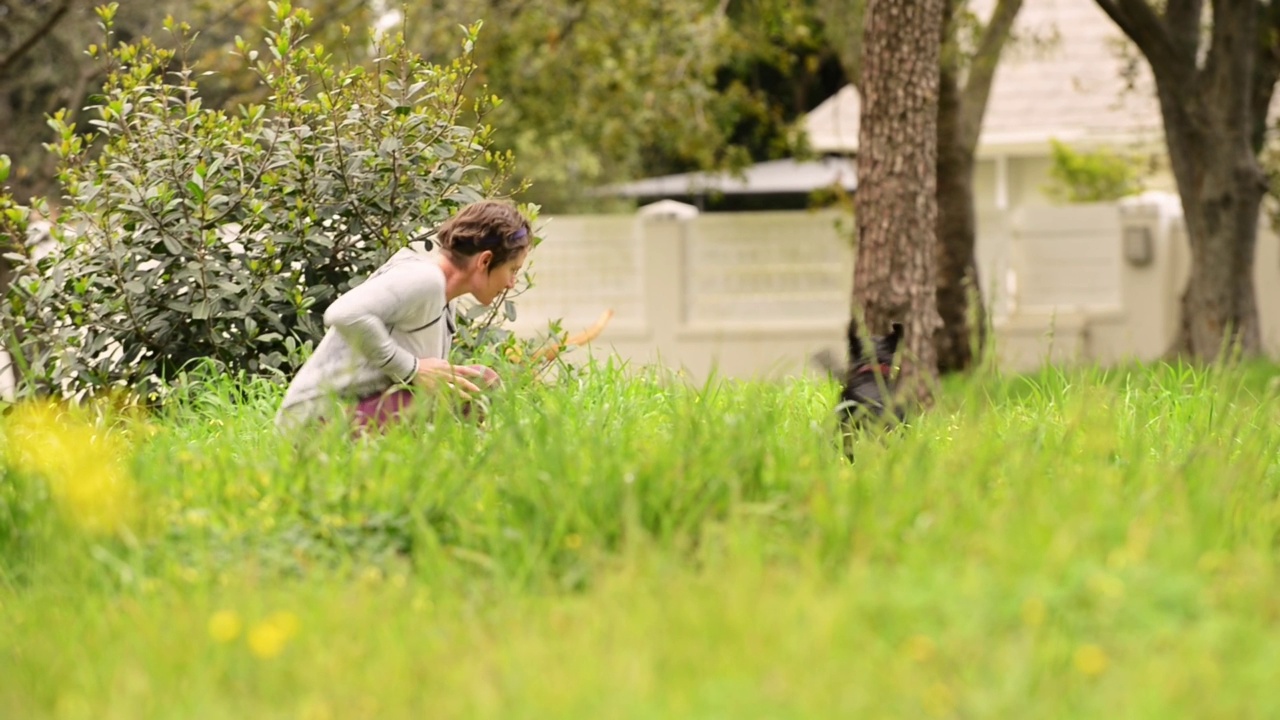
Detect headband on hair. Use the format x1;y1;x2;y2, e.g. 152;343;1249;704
485;227;529;246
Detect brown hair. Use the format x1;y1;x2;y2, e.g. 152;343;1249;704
435;200;531;271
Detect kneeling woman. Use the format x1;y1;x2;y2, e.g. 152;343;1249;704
275;200;530;433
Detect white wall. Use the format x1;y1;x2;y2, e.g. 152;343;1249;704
508;193;1278;382
6;195;1273;401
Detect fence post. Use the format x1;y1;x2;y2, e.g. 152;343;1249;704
1117;191;1184;360
635;200;698;369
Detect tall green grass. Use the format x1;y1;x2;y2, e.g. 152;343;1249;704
2;360;1279;718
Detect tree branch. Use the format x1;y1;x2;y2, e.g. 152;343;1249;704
956;0;1022;153
302;0;370;40
1094;0;1189;84
1162;0;1204;60
197;0;257;40
1251;0;1280;153
1191;0;1253;136
0;0;73;79
815;0;866;87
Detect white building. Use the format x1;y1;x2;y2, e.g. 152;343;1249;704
805;0;1174;213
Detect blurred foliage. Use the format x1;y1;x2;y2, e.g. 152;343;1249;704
1045;139;1147;204
1;3;522;402
0;0;848;212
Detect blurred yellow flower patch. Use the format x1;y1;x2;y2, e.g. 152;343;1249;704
248;611;300;659
1074;643;1109;677
208;610;243;644
3;401;138;535
903;634;936;663
1021;596;1047;629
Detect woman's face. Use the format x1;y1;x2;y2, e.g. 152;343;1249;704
470;248;528;306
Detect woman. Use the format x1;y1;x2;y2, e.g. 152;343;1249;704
275;200;531;433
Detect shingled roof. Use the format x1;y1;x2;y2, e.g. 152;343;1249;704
601;156;858;198
805;0;1165;157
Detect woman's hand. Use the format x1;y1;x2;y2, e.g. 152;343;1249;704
464;364;502;388
412;358;485;396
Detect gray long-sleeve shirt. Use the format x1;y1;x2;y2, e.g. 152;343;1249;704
275;242;455;431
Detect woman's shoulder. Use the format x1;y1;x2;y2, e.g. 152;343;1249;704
372;246;446;288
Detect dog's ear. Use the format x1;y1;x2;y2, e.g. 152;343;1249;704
847;318;864;361
885;322;905;354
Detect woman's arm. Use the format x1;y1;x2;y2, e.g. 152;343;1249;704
323;262;439;384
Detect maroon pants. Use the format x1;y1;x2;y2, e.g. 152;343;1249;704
352;388;417;433
351;387;483;435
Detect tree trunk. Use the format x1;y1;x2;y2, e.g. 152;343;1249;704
1162;91;1265;359
934;0;1020;373
1154;1;1265;361
817;0;1019;376
854;0;944;400
934;46;985;374
1095;0;1278;362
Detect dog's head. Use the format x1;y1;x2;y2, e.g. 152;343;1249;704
837;319;906;460
847;319;903;373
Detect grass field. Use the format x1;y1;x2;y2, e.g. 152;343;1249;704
2;359;1279;719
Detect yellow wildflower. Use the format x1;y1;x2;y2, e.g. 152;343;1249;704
208;610;242;644
1074;643;1109;677
268;611;300;639
248;623;287;659
1021;597;1047;629
1088;573;1125;601
247;611;299;659
903;634;935;663
3;400;137;535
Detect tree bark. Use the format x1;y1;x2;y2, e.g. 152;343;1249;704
817;0;1021;375
1096;0;1278;361
935;57;983;373
1165;0;1266;358
934;0;1022;373
854;0;945;400
1162;88;1265;359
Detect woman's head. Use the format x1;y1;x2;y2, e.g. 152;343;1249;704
435;200;532;305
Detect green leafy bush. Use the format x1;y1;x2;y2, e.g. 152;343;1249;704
2;2;529;402
1044;139;1146;204
0;155;27;251
0;154;48;278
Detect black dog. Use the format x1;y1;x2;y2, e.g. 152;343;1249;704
834;320;905;459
